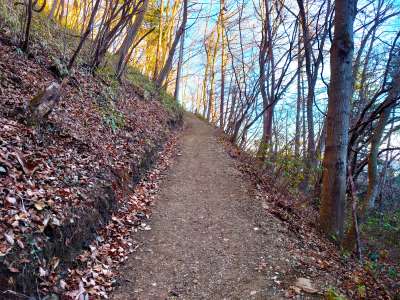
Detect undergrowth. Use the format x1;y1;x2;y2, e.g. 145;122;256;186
363;210;400;258
125;67;183;118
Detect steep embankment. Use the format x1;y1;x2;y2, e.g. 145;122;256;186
0;28;181;298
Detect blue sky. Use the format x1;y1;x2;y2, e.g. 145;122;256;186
176;0;400;149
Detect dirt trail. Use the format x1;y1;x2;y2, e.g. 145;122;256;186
111;114;298;300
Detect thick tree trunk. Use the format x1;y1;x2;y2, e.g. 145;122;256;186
258;0;275;158
262;105;273;152
320;0;356;242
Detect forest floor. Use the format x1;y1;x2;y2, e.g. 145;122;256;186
111;114;337;300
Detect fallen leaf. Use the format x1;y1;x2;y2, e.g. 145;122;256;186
6;196;17;205
52;217;61;226
60;279;68;289
39;267;48;277
0;165;7;175
4;231;15;245
34;201;46;211
50;257;60;270
8;266;20;273
16;239;24;249
294;278;318;294
11;151;29;175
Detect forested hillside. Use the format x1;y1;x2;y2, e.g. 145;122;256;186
0;0;399;299
0;0;182;297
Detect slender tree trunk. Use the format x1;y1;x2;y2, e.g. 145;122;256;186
378;109;394;210
366;109;390;209
156;0;188;87
202;51;210;117
302;73;306;158
297;0;316;167
49;0;58;19
80;0;88;35
219;0;226;129
320;0;356;242
174;29;185;100
207;26;221;123
116;0;149;79
68;0;101;70
366;68;400;208
22;0;33;52
224;74;233;128
295;31;303;158
348;167;362;261
316;119;327;159
227;89;237;134
153;0;164;80
58;0;65;21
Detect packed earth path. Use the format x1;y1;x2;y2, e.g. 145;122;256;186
111;114;318;300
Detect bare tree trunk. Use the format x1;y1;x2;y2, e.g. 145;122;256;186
219;0;226;129
174;29;185;100
379;109;394;206
156;0;188;87
22;0;33;52
297;0;316;170
258;0;275;158
348;167;362;261
80;0;88;35
202;51;210;117
302;74;306;158
207;25;221;123
48;0;58;19
58;0;65;21
320;0;356;242
316;119;327;159
153;0;164;80
295;31;303;158
68;0;101;70
224;74;233;128
366;67;400;208
116;0;149;79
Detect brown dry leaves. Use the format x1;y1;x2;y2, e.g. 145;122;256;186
218;135;393;300
62;135;178;298
0;36;179;299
